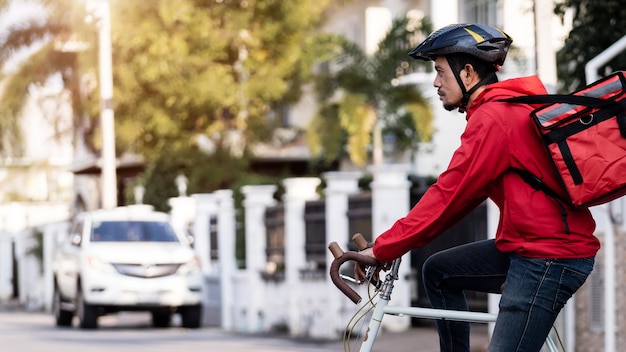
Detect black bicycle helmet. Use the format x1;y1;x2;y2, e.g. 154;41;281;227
409;23;512;66
409;24;512;112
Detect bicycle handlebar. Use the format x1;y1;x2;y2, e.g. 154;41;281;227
328;241;380;304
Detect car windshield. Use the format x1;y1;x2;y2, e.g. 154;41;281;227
90;221;180;242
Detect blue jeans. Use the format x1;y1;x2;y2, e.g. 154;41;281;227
422;239;594;352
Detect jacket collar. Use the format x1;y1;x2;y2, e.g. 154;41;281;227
466;75;548;120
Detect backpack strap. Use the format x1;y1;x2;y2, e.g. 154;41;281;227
501;94;620;107
511;168;570;235
501;95;626;138
511;168;565;202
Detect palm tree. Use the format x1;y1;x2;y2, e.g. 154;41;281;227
307;16;434;168
0;0;95;157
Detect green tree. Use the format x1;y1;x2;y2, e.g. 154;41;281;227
108;0;335;208
555;0;626;91
111;0;331;162
307;16;434;167
1;0;336;209
0;0;93;156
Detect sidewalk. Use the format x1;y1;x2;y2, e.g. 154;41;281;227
0;299;491;351
285;322;490;352
0;298;24;312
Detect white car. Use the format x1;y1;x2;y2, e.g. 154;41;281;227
52;206;203;329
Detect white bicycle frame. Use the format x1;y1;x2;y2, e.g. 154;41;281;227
328;240;560;352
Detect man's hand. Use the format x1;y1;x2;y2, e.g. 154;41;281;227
354;247;379;283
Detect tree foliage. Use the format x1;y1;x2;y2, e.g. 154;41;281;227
0;0;92;156
307;16;434;167
108;0;334;208
1;0;335;209
110;0;330;162
555;0;626;91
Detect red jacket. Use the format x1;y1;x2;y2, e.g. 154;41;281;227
373;76;600;263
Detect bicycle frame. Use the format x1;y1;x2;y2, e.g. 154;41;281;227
328;239;560;352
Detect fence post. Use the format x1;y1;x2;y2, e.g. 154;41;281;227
0;204;25;303
242;185;277;333
0;230;12;302
323;171;363;338
215;189;237;331
43;223;68;313
192;194;218;272
283;177;321;336
369;164;412;332
192;193;219;327
169;196;196;235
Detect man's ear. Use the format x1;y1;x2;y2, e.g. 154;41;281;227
462;64;477;86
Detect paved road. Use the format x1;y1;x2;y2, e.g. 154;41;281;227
0;303;489;352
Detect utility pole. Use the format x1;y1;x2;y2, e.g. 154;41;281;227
97;0;117;209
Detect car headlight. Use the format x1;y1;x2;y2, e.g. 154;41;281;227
177;255;201;275
85;255;116;273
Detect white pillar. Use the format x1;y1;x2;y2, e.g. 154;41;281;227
192;194;218;273
487;199;500;337
369;164;411;332
97;0;117;209
591;204;616;352
168;196;196;234
430;0;459;31
0;231;12;301
0;204;26;302
283;177;321;336
324;171;363;339
365;6;392;55
215;189;236;331
364;5;392;165
43;224;64;313
242;185;277;333
533;0;558;90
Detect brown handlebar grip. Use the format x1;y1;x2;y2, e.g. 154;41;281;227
328;242;344;259
352;233;368;251
329;251;380;304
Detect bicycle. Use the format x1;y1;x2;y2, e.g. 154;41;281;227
328;234;561;352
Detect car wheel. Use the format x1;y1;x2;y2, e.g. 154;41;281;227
53;285;73;327
180;304;202;329
151;309;172;328
76;287;98;329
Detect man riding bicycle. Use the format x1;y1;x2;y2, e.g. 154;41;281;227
356;23;598;352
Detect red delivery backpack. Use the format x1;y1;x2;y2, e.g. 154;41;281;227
502;71;626;209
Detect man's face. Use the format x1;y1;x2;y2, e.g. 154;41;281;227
433;56;462;111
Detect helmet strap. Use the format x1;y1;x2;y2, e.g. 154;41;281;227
446;57;497;113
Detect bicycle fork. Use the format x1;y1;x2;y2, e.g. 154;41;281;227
358;259;400;352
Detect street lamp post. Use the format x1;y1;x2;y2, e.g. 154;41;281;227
96;0;117;209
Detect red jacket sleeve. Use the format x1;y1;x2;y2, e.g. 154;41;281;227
373;111;510;262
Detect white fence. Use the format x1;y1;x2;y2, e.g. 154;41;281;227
0;203;69;310
1;166;413;339
168;167;413;339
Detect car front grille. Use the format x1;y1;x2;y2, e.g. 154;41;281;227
113;263;181;278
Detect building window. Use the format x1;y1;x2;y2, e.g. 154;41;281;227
270;104;290;127
461;0;500;26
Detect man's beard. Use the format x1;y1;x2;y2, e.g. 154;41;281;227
443;102;458;111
